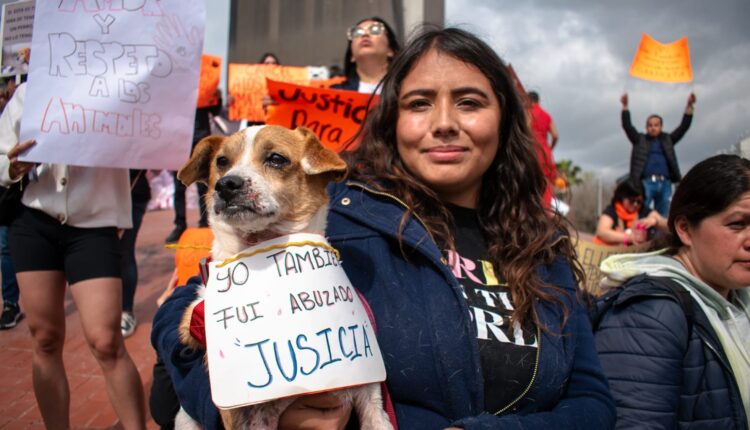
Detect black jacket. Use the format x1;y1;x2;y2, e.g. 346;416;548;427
595;275;747;429
622;110;692;185
330;74;359;92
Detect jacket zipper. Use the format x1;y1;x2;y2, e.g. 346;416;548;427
696;326;742;388
347;181;542;415
494;323;542;415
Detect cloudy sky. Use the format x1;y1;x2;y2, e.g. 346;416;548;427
445;0;750;180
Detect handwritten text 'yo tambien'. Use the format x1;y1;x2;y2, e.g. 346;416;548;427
269;247;340;278
211;248;340;294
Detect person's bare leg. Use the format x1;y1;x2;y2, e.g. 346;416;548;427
18;271;70;429
71;278;145;430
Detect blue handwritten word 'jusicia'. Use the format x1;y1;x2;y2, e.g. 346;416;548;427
238;322;374;389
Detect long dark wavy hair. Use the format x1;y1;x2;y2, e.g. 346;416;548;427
346;27;584;331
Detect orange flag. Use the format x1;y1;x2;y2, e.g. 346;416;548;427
197;55;222;108
265;79;379;153
629;33;693;83
228;64;310;122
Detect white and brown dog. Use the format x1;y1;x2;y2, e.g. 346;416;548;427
175;125;393;429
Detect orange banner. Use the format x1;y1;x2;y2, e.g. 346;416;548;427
309;75;348;89
197;55;222;108
173;227;213;286
265;79;379;153
228;64;310;122
629;33;693;83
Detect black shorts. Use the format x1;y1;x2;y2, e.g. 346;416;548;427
9;207;122;284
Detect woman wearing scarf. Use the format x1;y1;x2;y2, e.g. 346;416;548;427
594;154;750;429
593;180;665;246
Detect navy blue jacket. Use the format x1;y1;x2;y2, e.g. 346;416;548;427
330;74;359;92
152;182;615;429
595;276;748;429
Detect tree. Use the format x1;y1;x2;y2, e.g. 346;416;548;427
555;159;583;186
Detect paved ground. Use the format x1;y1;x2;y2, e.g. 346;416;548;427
0;208;200;430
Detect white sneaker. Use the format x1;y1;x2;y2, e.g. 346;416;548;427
121;311;137;338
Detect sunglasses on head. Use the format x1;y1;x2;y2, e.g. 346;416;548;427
347;22;385;40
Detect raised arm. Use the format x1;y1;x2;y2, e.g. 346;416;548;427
549;120;559;150
670;93;696;144
620;93;639;144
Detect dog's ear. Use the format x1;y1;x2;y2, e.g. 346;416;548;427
178;135;224;186
296;127;348;183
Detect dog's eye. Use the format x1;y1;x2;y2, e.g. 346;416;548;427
216;156;229;168
265;153;289;169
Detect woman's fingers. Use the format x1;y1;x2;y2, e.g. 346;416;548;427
7;139;37;179
8;139;36;158
278;393;353;430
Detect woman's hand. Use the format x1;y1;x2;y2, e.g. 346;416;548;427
278;392;353;430
630;226;648;244
636;217;656;230
639;211;668;233
262;95;278;115
6;139;36;180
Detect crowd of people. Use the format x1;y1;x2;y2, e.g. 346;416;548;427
1;17;747;430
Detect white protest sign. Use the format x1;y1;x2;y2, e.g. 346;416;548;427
0;0;34;76
204;233;386;409
18;0;205;170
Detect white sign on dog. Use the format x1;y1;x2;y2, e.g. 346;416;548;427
18;0;205;170
204;233;387;409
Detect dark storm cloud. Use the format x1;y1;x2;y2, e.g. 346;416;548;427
446;0;750;180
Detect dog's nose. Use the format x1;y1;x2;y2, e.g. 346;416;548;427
215;175;244;200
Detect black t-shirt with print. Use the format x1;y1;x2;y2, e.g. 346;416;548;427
445;204;538;413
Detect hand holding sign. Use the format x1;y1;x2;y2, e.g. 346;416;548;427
686;92;697;114
19;1;206;170
6;139;36;180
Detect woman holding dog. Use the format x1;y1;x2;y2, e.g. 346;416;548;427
595;154;750;429
153;27;615;429
1;85;146;428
